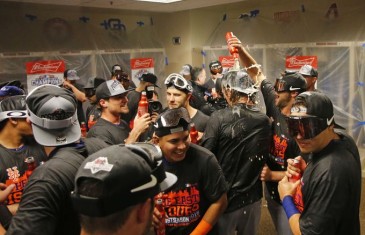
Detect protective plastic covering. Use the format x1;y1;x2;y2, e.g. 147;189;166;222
0;1;167;92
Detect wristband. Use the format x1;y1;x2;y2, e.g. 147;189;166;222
190;219;212;235
282;195;300;219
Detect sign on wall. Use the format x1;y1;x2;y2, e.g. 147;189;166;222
26;60;65;92
285;56;318;70
130;58;154;86
219;56;235;73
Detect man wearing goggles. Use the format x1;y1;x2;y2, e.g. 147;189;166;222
152;107;228;235
278;91;361;235
227;35;306;235
164;73;209;139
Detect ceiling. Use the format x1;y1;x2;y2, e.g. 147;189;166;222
3;0;246;12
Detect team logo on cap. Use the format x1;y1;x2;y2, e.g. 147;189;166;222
84;157;114;174
291;106;307;114
56;136;67;144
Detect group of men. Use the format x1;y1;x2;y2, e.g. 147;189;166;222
0;35;361;235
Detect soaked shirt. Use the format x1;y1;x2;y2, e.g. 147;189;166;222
201;104;271;212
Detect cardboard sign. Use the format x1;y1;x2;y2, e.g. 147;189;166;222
285;56;318;70
130;58;154;86
26;60;65;92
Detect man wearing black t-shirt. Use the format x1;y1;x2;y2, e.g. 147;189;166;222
87;80;151;145
63;69;87;125
7;85;108;235
228;36;306;235
201;70;271;235
164;73;209;141
152;107;228;235
0;95;47;229
278;92;361;235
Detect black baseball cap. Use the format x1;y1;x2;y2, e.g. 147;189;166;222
274;72;307;93
111;64;122;75
140;73;159;87
209;60;223;75
71;143;177;217
26;85;80;146
286;91;344;139
154;107;191;137
299;65;318;77
0;95;27;122
292;91;343;128
64;69;80;81
84;77;106;89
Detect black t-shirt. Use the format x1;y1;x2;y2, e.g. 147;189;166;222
72;83;86;125
161;144;228;235
261;79;300;203
297;133;361;235
0;140;47;205
6;138;108;235
190;82;215;116
85;104;101;130
201;104;271;212
191;110;209;133
87;118;130;145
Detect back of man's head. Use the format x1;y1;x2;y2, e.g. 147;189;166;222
71;143;177;234
26;84;80;146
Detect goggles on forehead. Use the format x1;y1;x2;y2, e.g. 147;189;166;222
164;74;193;93
285;116;329;139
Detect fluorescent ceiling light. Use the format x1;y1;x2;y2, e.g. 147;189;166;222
135;0;182;3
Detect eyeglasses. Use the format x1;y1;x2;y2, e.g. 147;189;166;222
285;116;329;139
164;73;193;93
156;107;191;128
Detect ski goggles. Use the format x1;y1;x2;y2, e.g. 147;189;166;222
164;73;193;93
285;116;329;139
